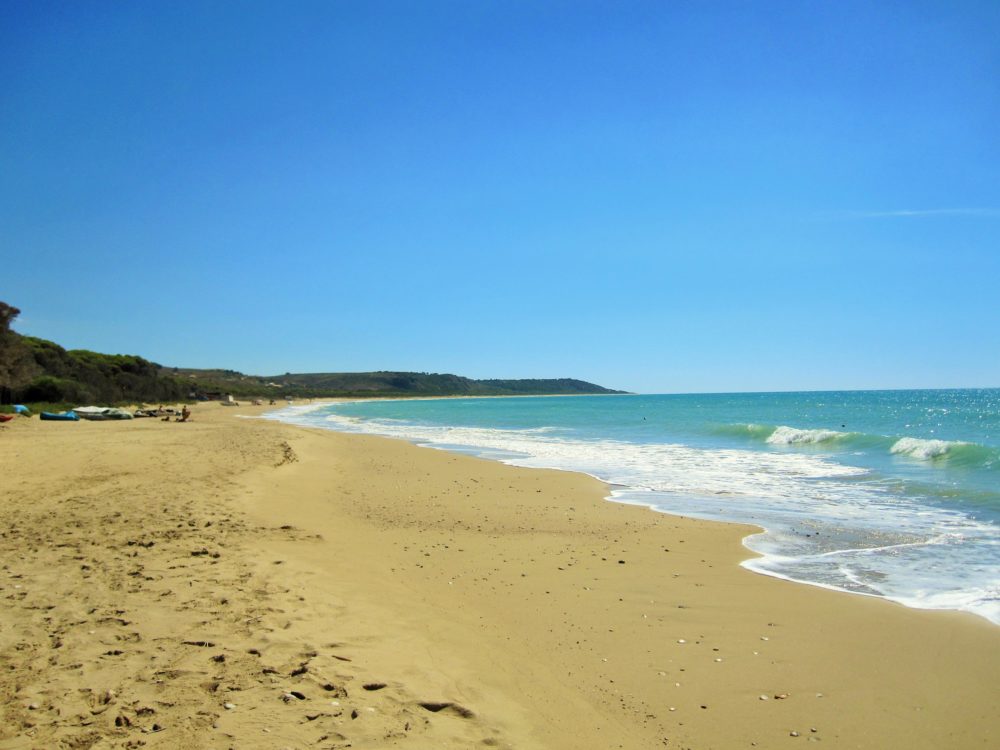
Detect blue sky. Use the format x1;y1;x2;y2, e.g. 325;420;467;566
2;1;998;393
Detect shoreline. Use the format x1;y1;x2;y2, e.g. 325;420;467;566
1;403;998;748
267;400;1000;627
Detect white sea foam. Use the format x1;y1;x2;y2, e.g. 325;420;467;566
312;411;867;502
890;436;961;459
766;426;845;445
265;401;335;419
743;533;1000;624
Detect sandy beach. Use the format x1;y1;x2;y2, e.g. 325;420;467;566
1;403;997;749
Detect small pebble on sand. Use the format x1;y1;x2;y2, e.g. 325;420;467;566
223;702;236;710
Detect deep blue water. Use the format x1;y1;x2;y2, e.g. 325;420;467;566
269;389;1000;624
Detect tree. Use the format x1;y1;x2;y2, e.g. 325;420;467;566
0;301;20;334
0;302;34;395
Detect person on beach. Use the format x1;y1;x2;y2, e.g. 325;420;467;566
177;406;191;422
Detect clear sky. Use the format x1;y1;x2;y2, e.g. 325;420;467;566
2;1;998;394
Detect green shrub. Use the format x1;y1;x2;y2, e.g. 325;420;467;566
17;375;94;404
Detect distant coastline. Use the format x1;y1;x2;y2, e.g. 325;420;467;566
0;302;624;407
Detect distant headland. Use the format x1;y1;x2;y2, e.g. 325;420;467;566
0;302;624;405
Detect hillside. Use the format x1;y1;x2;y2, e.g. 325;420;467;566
1;302;625;405
0;303;191;405
168;368;625;398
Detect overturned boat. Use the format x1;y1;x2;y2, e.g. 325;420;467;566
73;406;134;421
40;411;79;421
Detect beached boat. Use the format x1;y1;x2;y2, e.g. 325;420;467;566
0;414;15;423
74;406;133;420
40;411;79;421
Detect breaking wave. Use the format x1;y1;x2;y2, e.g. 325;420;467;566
715;423;997;470
766;425;848;445
891;437;964;460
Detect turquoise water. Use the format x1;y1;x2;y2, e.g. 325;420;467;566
269;390;1000;624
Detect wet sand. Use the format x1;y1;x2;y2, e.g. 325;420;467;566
1;403;997;748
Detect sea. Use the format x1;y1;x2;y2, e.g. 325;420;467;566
266;389;1000;625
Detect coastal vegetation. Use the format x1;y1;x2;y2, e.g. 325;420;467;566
0;304;190;406
173;369;625;399
0;301;623;408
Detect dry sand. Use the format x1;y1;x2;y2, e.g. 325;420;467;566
1;402;997;749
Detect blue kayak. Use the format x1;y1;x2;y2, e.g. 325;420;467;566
40;411;79;421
